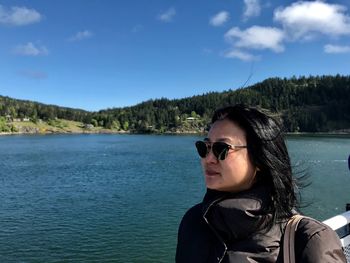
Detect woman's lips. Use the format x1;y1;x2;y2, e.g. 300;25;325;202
205;169;220;176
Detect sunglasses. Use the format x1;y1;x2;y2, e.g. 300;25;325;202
195;140;247;161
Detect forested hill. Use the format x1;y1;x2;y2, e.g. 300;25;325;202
1;75;350;133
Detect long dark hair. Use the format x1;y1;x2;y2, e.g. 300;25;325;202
211;104;297;226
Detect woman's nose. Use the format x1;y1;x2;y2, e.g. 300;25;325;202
204;149;218;163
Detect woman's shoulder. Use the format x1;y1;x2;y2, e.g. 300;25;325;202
176;203;217;262
177;202;213;242
297;216;334;239
295;216;346;262
179;203;203;226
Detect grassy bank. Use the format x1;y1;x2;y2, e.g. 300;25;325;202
4;117;348;136
0;119;127;135
1;118;349;136
0;118;204;135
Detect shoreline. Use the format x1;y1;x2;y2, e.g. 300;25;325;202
285;132;350;138
0;130;130;136
1;119;349;137
0;129;206;136
1;130;349;137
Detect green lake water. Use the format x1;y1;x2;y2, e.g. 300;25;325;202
0;134;349;262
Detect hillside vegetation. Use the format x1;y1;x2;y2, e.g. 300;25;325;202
1;75;350;134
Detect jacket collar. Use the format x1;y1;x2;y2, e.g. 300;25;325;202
202;184;273;242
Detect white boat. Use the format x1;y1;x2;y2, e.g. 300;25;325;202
323;210;350;262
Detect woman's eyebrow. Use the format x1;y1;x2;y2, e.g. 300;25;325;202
216;138;230;142
216;137;232;143
204;137;232;143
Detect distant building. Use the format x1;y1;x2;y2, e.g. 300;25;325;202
13;117;30;122
84;124;94;129
5;115;12;121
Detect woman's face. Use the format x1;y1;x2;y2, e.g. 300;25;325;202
201;118;256;192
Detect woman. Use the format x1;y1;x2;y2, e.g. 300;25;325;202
176;105;346;262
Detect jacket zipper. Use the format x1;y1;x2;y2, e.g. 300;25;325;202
203;198;228;263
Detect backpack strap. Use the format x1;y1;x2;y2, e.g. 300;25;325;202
283;215;306;263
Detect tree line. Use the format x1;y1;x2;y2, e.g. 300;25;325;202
1;74;350;133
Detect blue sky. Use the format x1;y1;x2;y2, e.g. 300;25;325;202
1;0;350;111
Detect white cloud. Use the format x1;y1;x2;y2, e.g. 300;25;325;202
18;69;47;79
157;7;176;22
0;5;41;26
324;44;350;54
243;0;261;20
210;11;230;26
13;42;48;56
223;49;258;61
68;30;94;41
225;26;285;52
274;1;350;40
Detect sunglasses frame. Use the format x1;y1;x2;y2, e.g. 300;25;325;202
195;140;247;160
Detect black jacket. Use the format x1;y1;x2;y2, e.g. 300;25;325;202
176;185;346;262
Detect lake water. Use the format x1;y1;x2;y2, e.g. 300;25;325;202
0;134;349;262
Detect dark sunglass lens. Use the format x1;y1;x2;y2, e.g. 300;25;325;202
213;142;229;160
195;141;208;158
